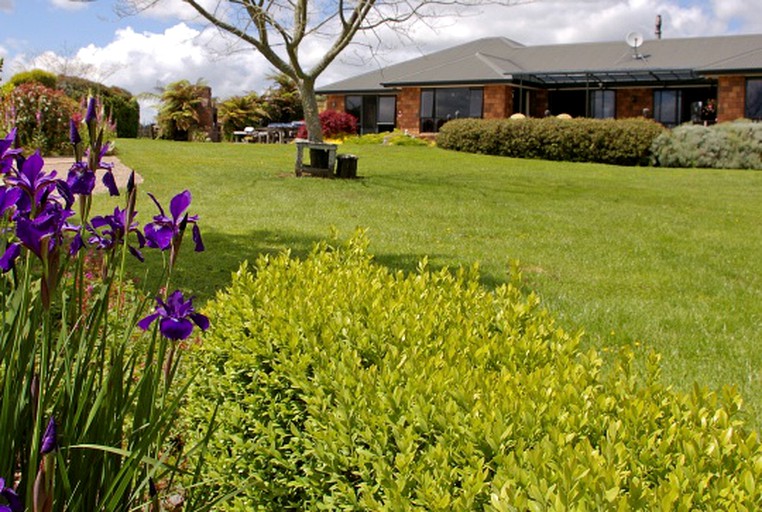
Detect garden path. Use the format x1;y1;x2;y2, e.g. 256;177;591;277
43;156;143;195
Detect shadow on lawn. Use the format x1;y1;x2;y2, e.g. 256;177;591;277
129;228;509;305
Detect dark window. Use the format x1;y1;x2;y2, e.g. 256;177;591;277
378;96;396;126
420;88;483;132
345;96;362;126
654;90;682;126
421;90;434;118
345;95;397;134
746;79;762;120
591;90;616;118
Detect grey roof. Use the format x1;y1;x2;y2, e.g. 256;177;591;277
318;33;762;93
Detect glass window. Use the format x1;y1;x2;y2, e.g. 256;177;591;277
746;79;762;120
420;88;483;132
378;96;396;125
654;90;682;126
469;89;483;118
436;88;471;121
420;90;434;119
591;90;615;118
345;96;362;125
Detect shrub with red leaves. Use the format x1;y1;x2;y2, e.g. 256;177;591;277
296;110;357;139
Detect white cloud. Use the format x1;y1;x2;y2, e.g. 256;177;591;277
0;0;12;13
68;23;272;121
127;0;221;21
50;0;87;11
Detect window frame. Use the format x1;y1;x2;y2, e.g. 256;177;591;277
746;78;762;120
420;87;484;132
590;89;616;119
653;89;682;127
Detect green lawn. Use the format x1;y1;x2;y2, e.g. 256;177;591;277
104;138;762;426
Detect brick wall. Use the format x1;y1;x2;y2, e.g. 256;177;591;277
531;89;549;118
324;95;345;112
483;85;513;119
616;88;654;118
717;76;745;122
397;88;421;133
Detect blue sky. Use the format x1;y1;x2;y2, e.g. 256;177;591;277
1;0;760;121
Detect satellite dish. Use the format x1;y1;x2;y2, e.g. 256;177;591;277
626;31;644;49
626;31;645;59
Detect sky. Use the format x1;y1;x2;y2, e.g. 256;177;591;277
1;0;760;122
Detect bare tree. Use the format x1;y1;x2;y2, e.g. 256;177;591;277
115;0;529;141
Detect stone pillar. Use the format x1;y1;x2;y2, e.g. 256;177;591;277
483;85;513;119
616;88;654;119
396;88;421;133
324;95;345;112
717;76;745;122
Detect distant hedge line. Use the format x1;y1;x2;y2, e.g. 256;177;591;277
437;117;665;166
436;117;762;170
184;233;762;510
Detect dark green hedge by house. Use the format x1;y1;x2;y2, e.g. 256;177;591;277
437;117;665;166
651;121;762;169
58;75;140;138
185;233;762;510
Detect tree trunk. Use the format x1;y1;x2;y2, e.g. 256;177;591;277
297;77;323;143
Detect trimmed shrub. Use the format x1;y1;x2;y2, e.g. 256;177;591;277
185;233;762;510
437;117;665;166
0;81;77;154
297;110;357;139
9;69;58;89
651;122;762;169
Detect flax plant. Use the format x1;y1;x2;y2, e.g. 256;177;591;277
0;97;213;511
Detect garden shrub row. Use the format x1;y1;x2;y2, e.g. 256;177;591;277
436;117;665;166
651;121;762;170
186;233;762;510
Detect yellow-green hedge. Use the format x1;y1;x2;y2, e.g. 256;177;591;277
186;233;762;510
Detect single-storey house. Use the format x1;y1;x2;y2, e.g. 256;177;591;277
317;33;762;134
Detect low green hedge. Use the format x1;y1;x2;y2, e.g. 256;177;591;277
186;233;762;510
651;121;762;169
437;117;665;166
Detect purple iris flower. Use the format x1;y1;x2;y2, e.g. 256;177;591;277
69;118;82;145
40;416;58;454
67;162;96;196
0;477;22;512
82;143;118;197
85;96;98;126
15;202;76;261
0;243;21;273
4;151;60;214
138;290;210;341
87;206;146;261
0;128;22;175
0;186;21;217
144;190;204;253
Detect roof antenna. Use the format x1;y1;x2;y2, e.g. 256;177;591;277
626;31;644;59
655;14;663;39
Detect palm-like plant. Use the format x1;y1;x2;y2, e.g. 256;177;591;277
156;79;208;141
218;93;267;140
261;73;303;124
